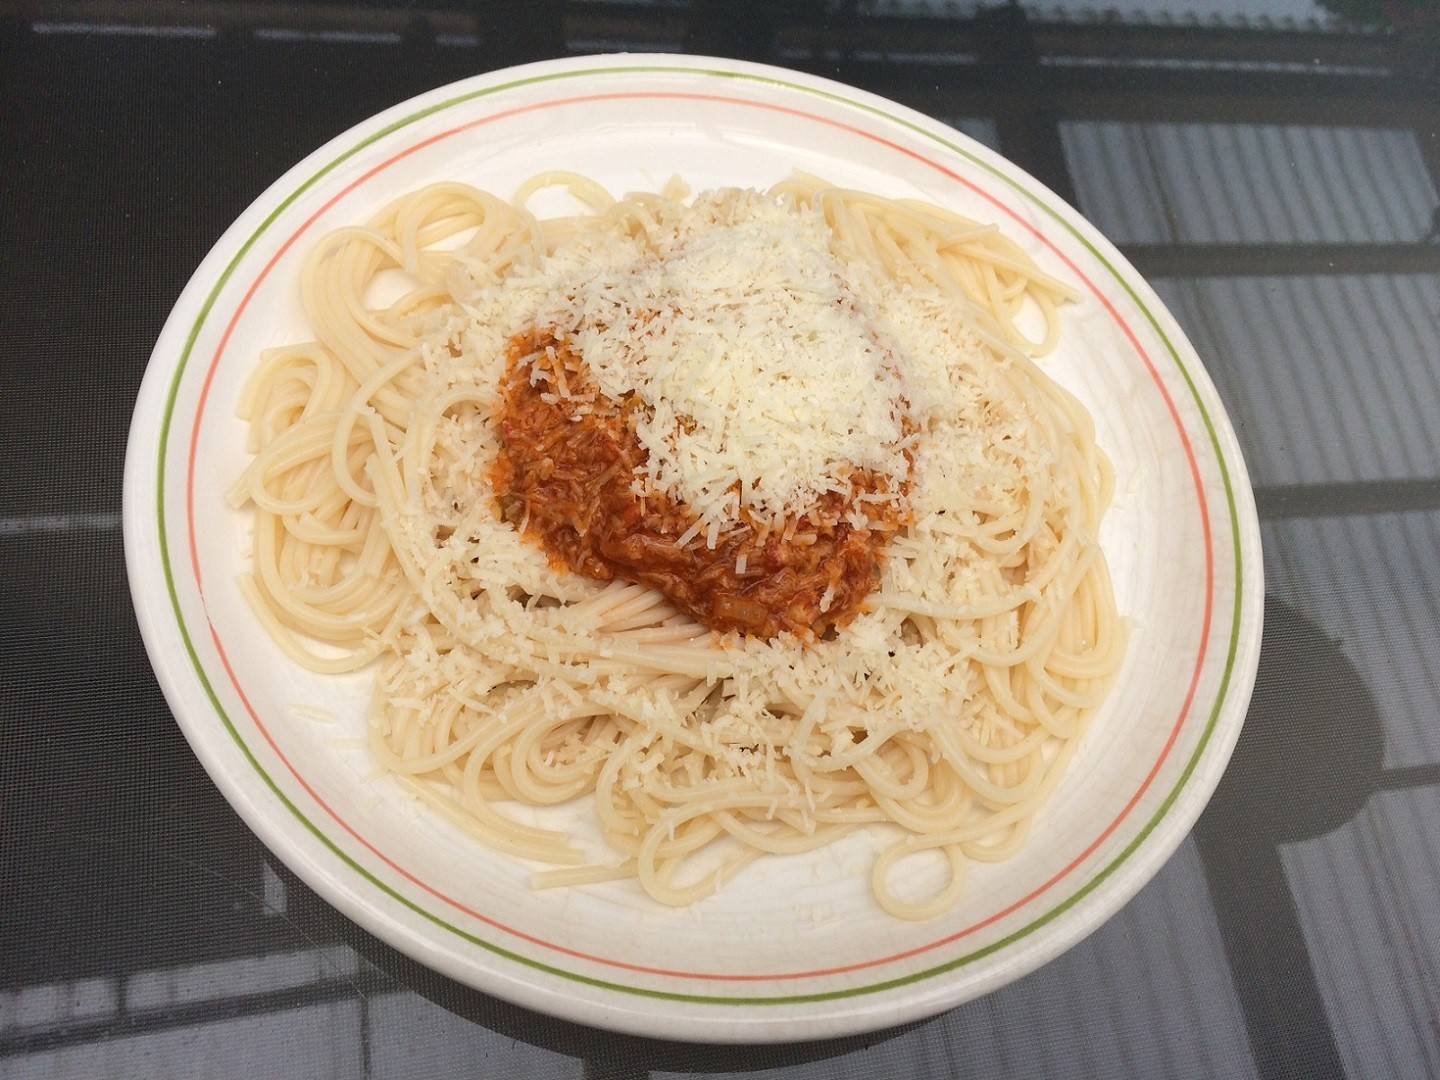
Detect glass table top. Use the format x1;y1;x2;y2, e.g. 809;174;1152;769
2;2;1438;1076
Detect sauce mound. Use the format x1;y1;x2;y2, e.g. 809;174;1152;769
492;333;910;639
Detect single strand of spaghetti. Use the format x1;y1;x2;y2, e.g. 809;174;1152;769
314;231;418;354
255;384;317;446
961;816;1036;862
239;417;372;515
593;583;677;629
237;347;302;425
591;729;650;840
525;737;610;791
600;601;689;635
1016;675;1077;742
871;842;969;922
874;777;971;834
641;849;764;908
967;590;1070;670
604;198;661;244
953;721;1050;766
393;773;582;864
281;493;368;547
505;715;607;804
452;702;604;848
604;623;712;646
251;515;394;634
1046;613;1121;680
944;238;1080;303
562;580;648;622
513;171;616;211
331;351;422;507
253;516;406;637
852;743;931;802
877;589;1034;621
393;185;490;273
930;725;1050;807
301;246;408;413
712;813;855;855
819;188;884;271
280;547;393;610
868;219;920;284
236;574;389;674
369;703;522;776
1027;649;1116;710
557;639;732;680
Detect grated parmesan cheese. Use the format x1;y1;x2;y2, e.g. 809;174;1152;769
531;191;912;532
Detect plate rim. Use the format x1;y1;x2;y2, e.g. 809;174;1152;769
123;52;1264;1042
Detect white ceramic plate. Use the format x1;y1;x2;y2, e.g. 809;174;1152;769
123;55;1263;1043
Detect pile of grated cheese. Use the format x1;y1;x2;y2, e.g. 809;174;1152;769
523;191;913;537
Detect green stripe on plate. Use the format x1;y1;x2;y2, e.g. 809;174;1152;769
154;64;1245;1005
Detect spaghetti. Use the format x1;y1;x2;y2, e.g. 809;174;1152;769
229;172;1125;919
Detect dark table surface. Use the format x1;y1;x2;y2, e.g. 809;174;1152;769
3;1;1439;1077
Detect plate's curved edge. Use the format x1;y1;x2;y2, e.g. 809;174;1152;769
122;52;1265;1043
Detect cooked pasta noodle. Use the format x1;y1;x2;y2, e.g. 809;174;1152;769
229;171;1124;920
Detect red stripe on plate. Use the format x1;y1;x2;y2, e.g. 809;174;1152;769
182;91;1215;982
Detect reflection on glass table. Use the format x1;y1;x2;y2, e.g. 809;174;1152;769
2;0;1438;1076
